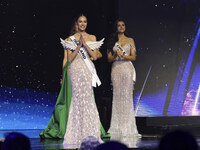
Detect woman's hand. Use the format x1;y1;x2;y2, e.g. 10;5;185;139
67;36;82;63
116;50;123;57
80;34;86;47
60;79;62;85
108;51;117;62
113;52;117;58
78;34;83;47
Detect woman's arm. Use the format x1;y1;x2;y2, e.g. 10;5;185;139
107;51;117;62
91;50;102;61
82;35;97;60
121;38;136;61
67;38;82;62
60;50;68;85
62;50;68;68
67;46;81;63
97;50;102;59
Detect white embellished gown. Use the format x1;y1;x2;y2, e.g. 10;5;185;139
108;42;140;147
61;38;103;148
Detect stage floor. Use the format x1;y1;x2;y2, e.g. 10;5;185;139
1;134;200;149
0;134;160;150
30;136;160;150
1;135;200;150
17;136;200;150
2;116;200;149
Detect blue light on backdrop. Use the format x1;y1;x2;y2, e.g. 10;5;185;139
135;86;169;116
1;20;200;130
0;87;56;129
181;63;200;116
0;0;200;136
167;18;200;116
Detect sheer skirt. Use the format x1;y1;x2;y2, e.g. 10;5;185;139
108;61;140;147
63;56;101;148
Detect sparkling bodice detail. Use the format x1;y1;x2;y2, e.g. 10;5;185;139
62;38;103;148
113;42;135;61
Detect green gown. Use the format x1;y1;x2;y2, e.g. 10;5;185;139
40;61;110;139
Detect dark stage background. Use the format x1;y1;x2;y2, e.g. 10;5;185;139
0;0;200;130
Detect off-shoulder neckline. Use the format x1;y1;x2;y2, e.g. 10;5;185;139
116;42;131;48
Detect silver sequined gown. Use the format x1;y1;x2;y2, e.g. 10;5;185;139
108;42;140;147
63;47;101;148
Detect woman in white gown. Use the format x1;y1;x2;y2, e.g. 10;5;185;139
107;19;141;147
61;14;104;148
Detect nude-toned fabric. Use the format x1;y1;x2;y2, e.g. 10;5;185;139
63;44;102;149
108;43;140;147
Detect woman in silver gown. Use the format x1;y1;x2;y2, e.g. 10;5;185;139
107;19;141;147
61;14;104;148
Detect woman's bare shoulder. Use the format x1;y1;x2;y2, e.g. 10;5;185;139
88;34;96;41
64;37;72;41
128;37;135;44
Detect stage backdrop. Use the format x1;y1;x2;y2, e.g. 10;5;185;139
118;0;200;117
0;0;200;130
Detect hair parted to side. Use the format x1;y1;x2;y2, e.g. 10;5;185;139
107;18;128;54
69;14;87;36
75;14;87;22
69;18;77;36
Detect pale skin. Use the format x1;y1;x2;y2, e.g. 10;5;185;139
107;21;136;62
62;18;102;68
67;33;98;62
66;16;99;62
61;16;100;85
63;37;102;64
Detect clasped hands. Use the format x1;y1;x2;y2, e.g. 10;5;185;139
116;50;124;58
78;34;86;48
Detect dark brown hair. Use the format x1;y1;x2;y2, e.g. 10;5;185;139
70;14;87;35
107;19;127;54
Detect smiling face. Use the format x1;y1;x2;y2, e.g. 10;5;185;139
117;21;126;33
76;16;87;32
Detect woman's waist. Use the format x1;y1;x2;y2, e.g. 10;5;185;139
70;56;95;69
72;55;92;63
112;60;134;69
113;59;132;65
